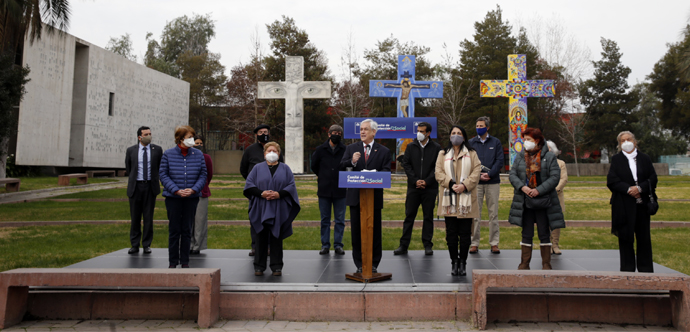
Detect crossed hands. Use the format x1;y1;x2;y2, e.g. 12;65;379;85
628;186;641;199
416;180;426;189
174;188;196;197
452;183;466;194
261;190;281;200
522;186;540;198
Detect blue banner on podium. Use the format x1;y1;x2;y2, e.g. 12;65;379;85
338;171;391;189
343;117;437;139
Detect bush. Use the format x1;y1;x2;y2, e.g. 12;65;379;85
6;154;40;177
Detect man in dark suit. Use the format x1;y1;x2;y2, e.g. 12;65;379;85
125;126;163;254
340;119;391;273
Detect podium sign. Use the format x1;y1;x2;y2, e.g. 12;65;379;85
343;117;437;140
339;171;392;283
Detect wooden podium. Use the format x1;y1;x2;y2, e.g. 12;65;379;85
339;171;392;283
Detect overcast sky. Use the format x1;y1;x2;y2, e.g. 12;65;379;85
68;0;690;86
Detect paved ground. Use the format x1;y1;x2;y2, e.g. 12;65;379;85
0;320;677;331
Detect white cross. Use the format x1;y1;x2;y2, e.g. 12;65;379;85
258;56;331;173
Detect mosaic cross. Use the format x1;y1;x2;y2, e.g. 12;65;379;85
258;56;331;173
480;54;555;167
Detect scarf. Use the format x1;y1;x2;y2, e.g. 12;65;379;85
441;146;472;216
525;145;542;189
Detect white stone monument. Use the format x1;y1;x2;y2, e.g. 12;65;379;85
258;56;331;173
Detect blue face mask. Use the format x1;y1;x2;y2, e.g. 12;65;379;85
477;127;488;136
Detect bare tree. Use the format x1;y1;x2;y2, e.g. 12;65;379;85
331;29;372;126
429;43;474;135
557;110;591;177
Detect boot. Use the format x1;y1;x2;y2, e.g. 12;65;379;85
541;244;552;270
458;260;467;276
551;229;562;255
451;260;459;276
518;243;532;270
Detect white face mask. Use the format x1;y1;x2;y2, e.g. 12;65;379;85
621;141;635;153
523;140;536;152
265;152;279;163
416;132;426;142
183;137;195;148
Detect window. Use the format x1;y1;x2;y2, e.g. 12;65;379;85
108;92;114;116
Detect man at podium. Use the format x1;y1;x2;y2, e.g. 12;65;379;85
340;119;392;273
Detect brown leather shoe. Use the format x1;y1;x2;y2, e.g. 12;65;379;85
491;245;501;254
469;246;479;254
248;249;255;256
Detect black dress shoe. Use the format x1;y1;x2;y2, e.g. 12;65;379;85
424;247;433;255
334;247;345;255
372;266;377;273
248;249;255;256
458;261;467;276
393;246;408;255
143;247;152;254
254;269;264;276
128;247;139;254
169;265;177;269
181;264;189;268
356;267;362;274
272;269;282;276
319;247;329;255
451;260;459;276
190;250;200;255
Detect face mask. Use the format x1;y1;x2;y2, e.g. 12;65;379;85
265;152;279;163
476;127;488;136
258;134;269;143
183;138;195;148
330;135;341;145
416;132;426;142
621;141;635;153
450;135;464;146
523;140;536;151
140;136;152;145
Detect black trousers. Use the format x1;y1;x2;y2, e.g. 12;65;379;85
522;207;551;244
254;226;284;271
129;182;156;248
399;188;437;249
350;205;382;269
165;197;198;266
445;217;472;262
619;204;654;273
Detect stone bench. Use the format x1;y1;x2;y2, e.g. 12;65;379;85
86;170;116;178
57;173;88;186
472;270;690;331
0;178;20;192
0;268;220;329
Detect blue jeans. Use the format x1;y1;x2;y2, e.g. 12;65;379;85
319;196;346;249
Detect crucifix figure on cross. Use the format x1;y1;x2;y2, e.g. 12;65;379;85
480;54;555;167
258;56;331;174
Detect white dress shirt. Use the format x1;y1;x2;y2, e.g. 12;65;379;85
137;143;152;181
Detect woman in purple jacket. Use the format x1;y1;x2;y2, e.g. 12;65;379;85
159;125;207;268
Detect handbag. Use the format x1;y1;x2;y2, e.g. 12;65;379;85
647;182;659;216
525;194;551;210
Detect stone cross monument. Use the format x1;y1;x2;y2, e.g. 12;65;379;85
480;54;555;167
258;56;331;173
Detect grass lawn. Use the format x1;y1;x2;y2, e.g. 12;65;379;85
1;224;688;275
0;176;118;193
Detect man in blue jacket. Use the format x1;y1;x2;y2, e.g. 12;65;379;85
468;117;504;254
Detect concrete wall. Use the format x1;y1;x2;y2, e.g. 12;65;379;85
208;150;243;174
16;30;189;167
565;163;669;176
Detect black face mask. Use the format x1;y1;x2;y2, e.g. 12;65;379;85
258;134;269;143
330;135;342;145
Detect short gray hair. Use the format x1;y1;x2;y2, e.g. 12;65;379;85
361;119;378;133
328;124;344;134
477;116;490;128
616;131;636;152
546;140;560;155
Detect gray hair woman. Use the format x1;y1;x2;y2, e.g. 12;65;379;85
607;131;657;272
546;140;568;255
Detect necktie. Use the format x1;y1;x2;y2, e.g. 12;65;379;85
143;147;149;181
365;145;370;162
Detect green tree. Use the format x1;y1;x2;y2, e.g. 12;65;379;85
105;33;136;62
648;29;690;139
0;52;30;179
579;38;638;158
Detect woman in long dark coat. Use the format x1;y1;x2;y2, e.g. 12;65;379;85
607;131;657;272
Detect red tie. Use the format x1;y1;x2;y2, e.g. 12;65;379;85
365;145;370;162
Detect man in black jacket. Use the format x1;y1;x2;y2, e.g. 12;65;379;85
125;126;163;255
240;124;283;256
340;119;391;273
394;122;441;255
311;125;347;255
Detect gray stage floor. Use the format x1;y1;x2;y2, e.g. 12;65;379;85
67;249;682;292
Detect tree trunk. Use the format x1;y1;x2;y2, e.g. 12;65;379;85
0;136;8;179
574;148;580;177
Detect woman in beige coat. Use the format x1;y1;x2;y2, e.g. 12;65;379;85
435;125;481;276
546;141;568;255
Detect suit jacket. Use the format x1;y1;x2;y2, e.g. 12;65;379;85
125;143;163;198
339;141;391;208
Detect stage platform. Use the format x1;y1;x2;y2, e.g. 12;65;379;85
66;248;682;292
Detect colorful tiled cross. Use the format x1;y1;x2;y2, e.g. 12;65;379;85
480;54;555;167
